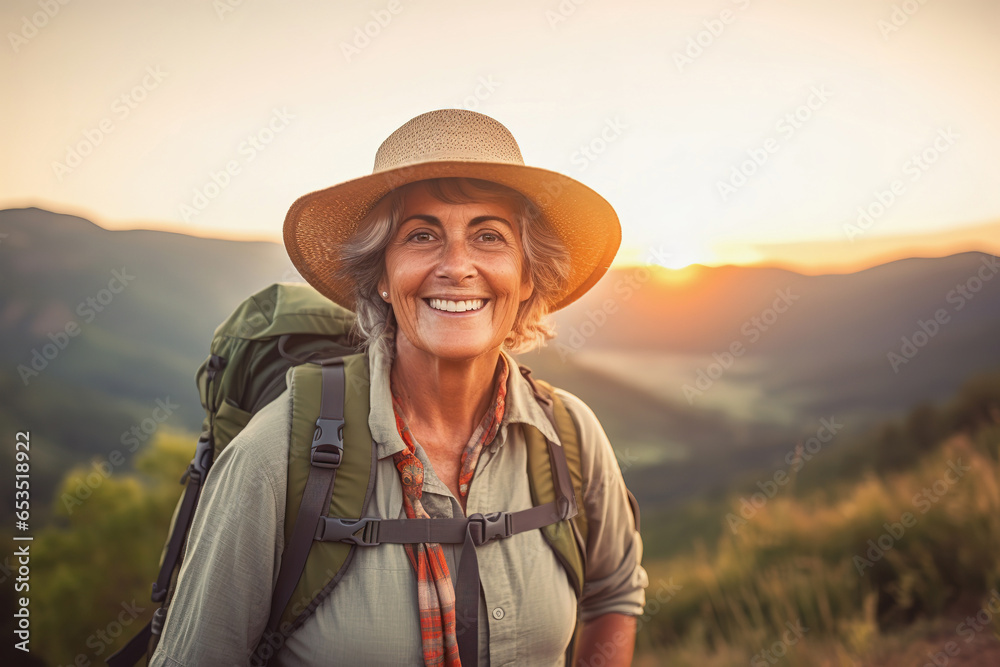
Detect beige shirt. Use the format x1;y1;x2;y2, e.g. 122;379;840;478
150;343;648;666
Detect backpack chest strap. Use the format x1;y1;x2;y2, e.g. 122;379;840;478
312;428;577;666
315;495;575;547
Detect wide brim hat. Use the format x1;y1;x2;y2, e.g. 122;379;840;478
283;108;621;312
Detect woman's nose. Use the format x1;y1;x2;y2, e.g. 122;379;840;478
435;239;477;282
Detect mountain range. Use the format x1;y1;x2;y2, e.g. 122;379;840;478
2;207;998;517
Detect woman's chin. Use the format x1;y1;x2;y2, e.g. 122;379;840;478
404;334;501;363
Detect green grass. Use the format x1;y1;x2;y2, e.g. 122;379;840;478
635;421;1000;665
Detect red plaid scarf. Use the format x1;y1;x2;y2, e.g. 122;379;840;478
390;354;510;667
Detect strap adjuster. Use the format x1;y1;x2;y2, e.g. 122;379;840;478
181;432;214;484
150;607;168;637
468;511;512;546
311;417;344;468
316;517;380;546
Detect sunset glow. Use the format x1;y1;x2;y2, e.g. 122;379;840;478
3;0;998;273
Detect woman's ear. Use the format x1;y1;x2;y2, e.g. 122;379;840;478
377;275;390;302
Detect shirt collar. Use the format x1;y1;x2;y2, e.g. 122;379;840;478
367;342;560;460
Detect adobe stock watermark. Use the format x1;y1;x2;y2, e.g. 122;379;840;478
635;577;682;635
17;268;135;386
957;589;1000;647
682;288;799;404
887;254;997;373
571;117;627;172
61;600;145;664
7;0;72;53
250;567;339;665
716;84;831;202
843;127;958;241
576;578;680;667
750;620;809;666
555;246;671;360
916;588;1000;666
52;66;169;181
456;76;501;111
545;0;592;30
178;107;295;222
878;0;933;40
60;397;180;514
854;458;971;575
727;417;843;534
672;0;752;72
214;0;247;20
340;0;408;62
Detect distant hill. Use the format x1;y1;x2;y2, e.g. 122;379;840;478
546;253;1000;413
2;207;998;517
0;208;300;520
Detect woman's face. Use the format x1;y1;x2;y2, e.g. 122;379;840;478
379;183;534;362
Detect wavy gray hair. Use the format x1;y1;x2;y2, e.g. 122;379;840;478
336;177;570;357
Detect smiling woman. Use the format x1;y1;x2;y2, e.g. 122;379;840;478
149;109;647;667
340;177;570;360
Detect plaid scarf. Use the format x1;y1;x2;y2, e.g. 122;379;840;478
390;354;510;667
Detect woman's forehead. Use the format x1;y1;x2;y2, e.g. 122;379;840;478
396;183;520;222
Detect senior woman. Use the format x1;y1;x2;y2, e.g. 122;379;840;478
149;109;647;666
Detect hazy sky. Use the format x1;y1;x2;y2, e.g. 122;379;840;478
2;0;998;270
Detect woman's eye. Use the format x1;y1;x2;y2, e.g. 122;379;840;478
478;231;502;243
407;231;433;242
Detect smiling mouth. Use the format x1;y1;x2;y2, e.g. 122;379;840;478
425;298;488;313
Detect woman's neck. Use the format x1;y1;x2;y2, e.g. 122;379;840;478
389;336;502;455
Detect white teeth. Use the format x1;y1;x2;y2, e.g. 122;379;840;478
428;298;484;313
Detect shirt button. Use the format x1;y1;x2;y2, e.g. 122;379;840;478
492;607;505;620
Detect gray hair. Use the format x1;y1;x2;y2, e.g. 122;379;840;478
336;177;570;357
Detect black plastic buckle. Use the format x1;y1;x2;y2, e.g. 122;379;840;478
321;517;380;546
150;606;168;636
151;582;167;603
181;432;214;484
311;417;344;468
468;511;513;546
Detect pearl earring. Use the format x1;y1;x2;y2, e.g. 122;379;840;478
382;291;388;298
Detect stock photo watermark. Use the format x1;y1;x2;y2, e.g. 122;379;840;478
51;66;169;181
854;458;971;575
843;127;959;241
912;587;1000;666
878;0;934;40
727;417;844;533
682;287;799;404
555;245;671;360
58;600;146;664
178;107;295;221
340;0;408;62
60;397;180;514
214;0;246;20
750;619;809;666
672;0;753;72
456;76;501;111
887;254;997;373
7;0;72;53
545;0;594;29
571;117;628;172
16;268;135;386
716;84;832;202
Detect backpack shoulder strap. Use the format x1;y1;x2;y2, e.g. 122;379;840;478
530;373;641;534
518;367;588;598
254;352;375;662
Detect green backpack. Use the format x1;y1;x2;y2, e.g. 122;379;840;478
108;281;639;667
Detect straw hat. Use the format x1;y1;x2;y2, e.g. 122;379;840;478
283;108;621;312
